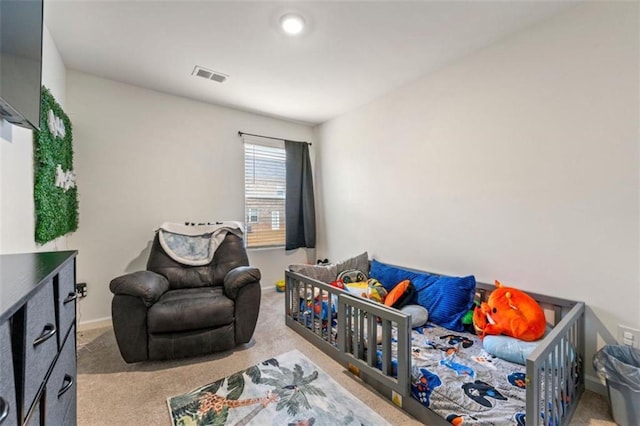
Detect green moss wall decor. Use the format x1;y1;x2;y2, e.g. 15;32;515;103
33;86;78;244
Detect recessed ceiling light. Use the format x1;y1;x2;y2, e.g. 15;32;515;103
280;14;305;36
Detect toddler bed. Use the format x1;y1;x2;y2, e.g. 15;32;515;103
284;267;585;425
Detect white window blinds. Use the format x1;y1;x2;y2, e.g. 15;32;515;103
243;137;286;248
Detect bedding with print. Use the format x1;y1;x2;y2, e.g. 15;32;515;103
381;324;528;425
292;292;569;425
294;301;563;425
376;323;574;425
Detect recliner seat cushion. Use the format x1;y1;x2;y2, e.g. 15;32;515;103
147;287;234;333
148;325;235;361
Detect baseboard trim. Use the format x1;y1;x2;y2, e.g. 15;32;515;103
77;316;112;331
585;373;607;396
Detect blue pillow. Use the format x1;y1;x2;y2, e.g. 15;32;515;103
369;260;476;332
416;274;476;332
483;335;536;365
483;329;551;365
369;259;421;291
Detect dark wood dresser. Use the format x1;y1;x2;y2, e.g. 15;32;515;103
0;251;78;425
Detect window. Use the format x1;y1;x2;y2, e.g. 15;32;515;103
244;139;286;248
247;208;258;223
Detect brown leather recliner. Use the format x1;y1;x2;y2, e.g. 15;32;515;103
109;232;261;363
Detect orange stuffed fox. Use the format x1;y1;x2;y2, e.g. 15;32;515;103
473;280;546;342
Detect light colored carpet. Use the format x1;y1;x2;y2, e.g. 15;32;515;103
77;289;614;425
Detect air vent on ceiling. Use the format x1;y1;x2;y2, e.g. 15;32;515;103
192;65;228;83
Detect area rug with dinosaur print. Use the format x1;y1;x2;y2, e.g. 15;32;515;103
167;349;390;426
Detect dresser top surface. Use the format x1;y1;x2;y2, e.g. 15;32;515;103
0;251;77;322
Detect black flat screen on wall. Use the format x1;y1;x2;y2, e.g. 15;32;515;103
0;0;43;131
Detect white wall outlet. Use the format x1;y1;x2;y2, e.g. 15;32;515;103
617;325;640;348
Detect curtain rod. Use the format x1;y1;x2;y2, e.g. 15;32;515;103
237;131;312;146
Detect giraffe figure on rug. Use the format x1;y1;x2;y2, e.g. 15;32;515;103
197;391;279;418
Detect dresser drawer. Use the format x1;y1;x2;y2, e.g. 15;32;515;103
45;330;75;426
22;284;57;418
0;321;17;426
1;251;78;426
56;260;76;348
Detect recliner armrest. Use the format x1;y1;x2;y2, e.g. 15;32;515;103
109;270;170;307
224;266;261;299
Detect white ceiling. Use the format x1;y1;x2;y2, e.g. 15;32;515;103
45;1;576;125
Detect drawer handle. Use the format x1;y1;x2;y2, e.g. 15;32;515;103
63;292;78;304
57;375;74;399
33;323;56;347
0;397;8;424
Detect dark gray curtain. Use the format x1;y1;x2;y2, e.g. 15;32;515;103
285;140;316;250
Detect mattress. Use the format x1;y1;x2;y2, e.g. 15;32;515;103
294;302;530;425
382;323;528;425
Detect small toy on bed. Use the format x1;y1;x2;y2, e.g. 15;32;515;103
472;280;546;342
298;286;321;300
343;281;369;298
342;278;388;304
366;279;388;303
329;279;345;290
300;295;337;321
384;279;416;309
337;269;367;284
313;299;335;320
462;290;483;333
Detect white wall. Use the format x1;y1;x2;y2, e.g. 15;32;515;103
65;71;313;325
0;25;68;253
315;2;639;392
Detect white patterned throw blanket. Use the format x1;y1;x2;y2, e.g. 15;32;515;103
157;221;244;266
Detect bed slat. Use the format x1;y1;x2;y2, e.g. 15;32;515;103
368;313;377;367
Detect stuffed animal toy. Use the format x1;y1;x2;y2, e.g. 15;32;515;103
340;279;388;304
329;279;345;290
473;280;546;342
366;279;388;303
344;281;369;298
337;269;367;284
